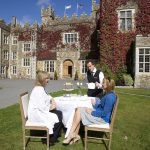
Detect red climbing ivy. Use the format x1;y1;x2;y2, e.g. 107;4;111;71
36;23;96;60
99;0;150;73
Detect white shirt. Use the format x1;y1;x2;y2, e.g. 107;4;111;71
91;67;104;88
28;86;59;134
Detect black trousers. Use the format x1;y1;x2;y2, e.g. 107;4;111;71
49;109;63;143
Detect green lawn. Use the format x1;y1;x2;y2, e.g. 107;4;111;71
0;88;150;150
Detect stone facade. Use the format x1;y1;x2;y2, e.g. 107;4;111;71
134;35;150;88
0;0;100;80
0;19;10;78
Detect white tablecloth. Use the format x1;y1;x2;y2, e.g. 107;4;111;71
54;95;93;138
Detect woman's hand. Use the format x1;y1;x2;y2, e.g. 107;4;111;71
85;108;93;114
50;98;56;110
91;98;96;106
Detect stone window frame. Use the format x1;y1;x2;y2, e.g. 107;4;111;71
117;9;135;32
63;32;78;44
22;58;30;67
23;43;31;52
11;65;17;75
1;66;5;74
44;60;54;73
12;36;18;45
12;51;17;60
26;68;30;75
3;50;9;60
138;47;150;73
3;34;9;44
81;60;87;74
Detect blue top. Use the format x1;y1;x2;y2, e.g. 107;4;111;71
91;91;116;123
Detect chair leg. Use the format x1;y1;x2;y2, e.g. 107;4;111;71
23;131;26;150
47;131;49;150
108;134;112;150
84;128;87;150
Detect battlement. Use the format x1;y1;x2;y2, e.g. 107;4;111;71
41;5;54;16
10;1;99;30
54;13;93;23
41;0;99;26
41;7;98;27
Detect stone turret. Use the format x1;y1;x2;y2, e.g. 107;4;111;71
91;0;99;19
41;5;55;25
92;0;96;11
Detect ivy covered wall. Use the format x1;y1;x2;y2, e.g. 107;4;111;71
99;0;150;75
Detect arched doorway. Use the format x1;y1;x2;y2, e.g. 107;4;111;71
63;60;73;78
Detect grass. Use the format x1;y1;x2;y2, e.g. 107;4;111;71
0;88;150;150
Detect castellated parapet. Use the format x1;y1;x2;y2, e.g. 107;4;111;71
41;2;98;28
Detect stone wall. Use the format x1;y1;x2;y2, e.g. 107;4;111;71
134;35;150;88
0;21;10;78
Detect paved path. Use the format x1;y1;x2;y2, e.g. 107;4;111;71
0;79;87;109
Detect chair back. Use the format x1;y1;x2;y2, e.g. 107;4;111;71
109;95;119;131
19;92;29;126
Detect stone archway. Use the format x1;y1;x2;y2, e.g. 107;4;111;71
63;60;73;78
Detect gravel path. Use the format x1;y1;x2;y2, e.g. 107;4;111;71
0;79;87;109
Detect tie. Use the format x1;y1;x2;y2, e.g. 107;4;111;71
91;72;94;76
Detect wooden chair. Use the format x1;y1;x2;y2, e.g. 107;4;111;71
84;96;119;150
19;92;49;150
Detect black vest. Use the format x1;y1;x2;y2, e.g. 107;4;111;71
87;69;103;97
87;70;100;83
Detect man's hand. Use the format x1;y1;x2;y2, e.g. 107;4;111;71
95;82;100;88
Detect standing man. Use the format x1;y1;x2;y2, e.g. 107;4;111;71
86;60;104;97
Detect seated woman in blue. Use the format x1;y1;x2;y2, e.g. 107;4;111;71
63;77;116;145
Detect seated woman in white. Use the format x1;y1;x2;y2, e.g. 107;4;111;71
63;77;116;145
28;70;62;145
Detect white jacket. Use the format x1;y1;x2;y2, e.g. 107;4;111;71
28;86;59;134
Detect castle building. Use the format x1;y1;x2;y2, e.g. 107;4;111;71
0;19;10;78
0;0;99;80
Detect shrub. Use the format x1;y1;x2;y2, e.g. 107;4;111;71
96;64;114;79
115;65;127;86
54;70;58;80
123;74;133;86
74;70;78;80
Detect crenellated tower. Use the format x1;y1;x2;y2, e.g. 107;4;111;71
41;5;55;25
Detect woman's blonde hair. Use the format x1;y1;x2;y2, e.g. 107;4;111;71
35;70;50;87
105;77;115;92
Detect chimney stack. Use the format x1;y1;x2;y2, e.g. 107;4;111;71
11;16;17;27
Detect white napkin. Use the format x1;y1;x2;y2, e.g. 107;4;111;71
87;83;95;89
